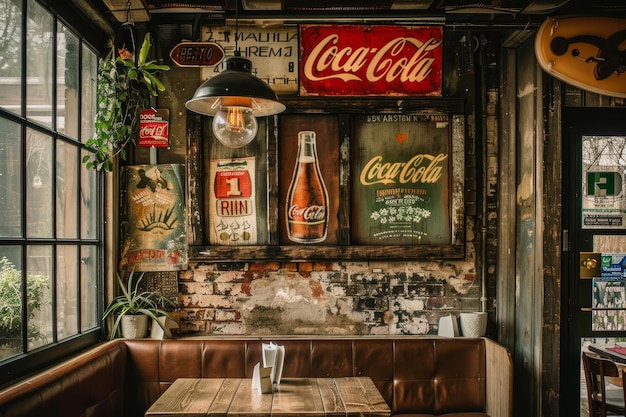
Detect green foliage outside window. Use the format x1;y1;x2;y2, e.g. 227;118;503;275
0;257;49;351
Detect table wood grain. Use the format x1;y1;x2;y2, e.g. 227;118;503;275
145;377;390;417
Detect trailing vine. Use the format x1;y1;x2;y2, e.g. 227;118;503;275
83;33;170;172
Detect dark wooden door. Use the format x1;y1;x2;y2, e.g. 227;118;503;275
562;107;626;416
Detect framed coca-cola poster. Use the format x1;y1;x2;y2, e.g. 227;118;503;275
299;25;443;97
351;113;451;245
279;115;339;245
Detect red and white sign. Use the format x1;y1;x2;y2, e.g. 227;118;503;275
299;25;443;97
139;109;169;147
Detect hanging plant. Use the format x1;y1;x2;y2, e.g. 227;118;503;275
83;32;170;172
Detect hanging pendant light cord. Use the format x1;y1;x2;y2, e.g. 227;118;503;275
234;0;240;56
125;0;133;24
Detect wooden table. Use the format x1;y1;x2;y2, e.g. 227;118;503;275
589;344;626;364
145;377;391;417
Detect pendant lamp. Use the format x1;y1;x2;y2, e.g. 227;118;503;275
186;52;285;148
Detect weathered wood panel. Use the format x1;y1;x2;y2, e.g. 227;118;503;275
189;244;465;261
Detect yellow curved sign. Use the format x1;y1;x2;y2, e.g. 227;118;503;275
535;16;626;98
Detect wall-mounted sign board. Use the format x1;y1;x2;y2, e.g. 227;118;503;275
299;25;443;97
200;25;298;94
535;16;626;98
169;42;225;67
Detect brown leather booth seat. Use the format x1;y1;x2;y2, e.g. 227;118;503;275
0;337;512;417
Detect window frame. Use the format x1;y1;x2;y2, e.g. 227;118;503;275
0;0;106;387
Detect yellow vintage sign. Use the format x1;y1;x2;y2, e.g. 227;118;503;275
535;16;626;98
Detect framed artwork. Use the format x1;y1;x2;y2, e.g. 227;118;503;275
351;113;451;245
278;114;340;245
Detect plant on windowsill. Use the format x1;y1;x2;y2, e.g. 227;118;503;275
103;270;177;339
83;32;170;172
0;257;49;353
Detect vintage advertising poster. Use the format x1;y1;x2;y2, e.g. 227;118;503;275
278;115;339;245
299;25;443;97
120;164;187;271
351;113;451;245
582;135;626;229
209;157;258;245
138;109;169;147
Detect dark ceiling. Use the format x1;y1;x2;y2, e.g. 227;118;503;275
92;0;626;25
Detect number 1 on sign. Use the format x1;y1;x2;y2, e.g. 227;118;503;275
225;177;242;196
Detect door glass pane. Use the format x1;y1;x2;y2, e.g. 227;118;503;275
582;135;626;229
0;0;22;114
0;118;22;237
57;245;78;339
27;245;52;351
26;129;53;238
57;24;79;139
80;245;97;330
56;139;78;238
81;45;97;144
26;0;53;127
0;247;23;360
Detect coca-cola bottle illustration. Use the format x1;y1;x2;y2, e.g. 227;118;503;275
286;131;329;243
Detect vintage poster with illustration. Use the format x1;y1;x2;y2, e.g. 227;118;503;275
120;164;187;271
351;113;451;245
278;115;339;245
209;157;258;245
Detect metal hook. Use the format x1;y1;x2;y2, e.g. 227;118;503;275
125;0;133;24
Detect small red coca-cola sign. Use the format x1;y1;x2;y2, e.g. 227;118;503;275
139;109;169;147
299;25;443;97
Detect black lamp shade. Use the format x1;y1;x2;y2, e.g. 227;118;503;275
185;56;286;117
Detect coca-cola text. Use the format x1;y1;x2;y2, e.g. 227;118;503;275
303;35;441;84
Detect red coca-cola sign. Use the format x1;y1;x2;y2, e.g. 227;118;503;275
299;25;443;97
139;109;169;147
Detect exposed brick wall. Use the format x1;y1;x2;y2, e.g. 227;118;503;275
176;259;481;336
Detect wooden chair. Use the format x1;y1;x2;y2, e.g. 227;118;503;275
582;351;626;417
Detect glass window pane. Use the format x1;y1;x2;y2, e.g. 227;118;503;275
26;129;53;238
0;118;22;237
0;1;22;114
57;140;78;238
57;245;78;339
80;245;97;331
0;247;23;360
57;25;79;139
26;0;53;127
81;45;97;145
81;152;98;239
27;245;52;351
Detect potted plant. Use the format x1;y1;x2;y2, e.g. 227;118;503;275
83;32;170;172
103;270;176;339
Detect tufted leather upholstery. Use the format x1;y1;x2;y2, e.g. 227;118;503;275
0;337;512;417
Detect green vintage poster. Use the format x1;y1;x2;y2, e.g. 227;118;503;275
352;114;451;245
120;164;187;271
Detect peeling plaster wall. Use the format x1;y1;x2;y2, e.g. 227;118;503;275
177;259;480;336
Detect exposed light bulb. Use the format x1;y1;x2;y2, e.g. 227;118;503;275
212;106;258;148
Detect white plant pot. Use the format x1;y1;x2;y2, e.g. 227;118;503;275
459;312;488;338
121;315;149;338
